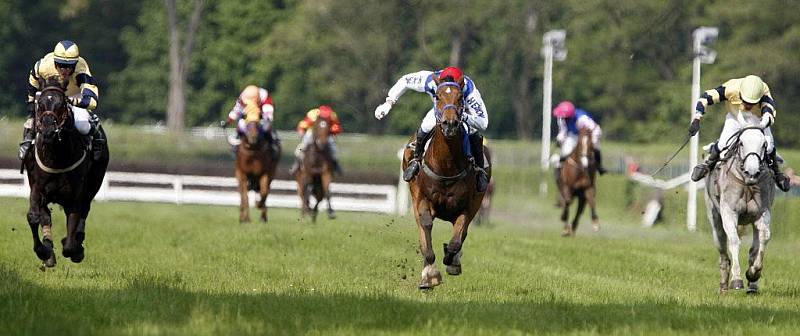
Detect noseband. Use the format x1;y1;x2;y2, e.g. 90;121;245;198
38;85;71;139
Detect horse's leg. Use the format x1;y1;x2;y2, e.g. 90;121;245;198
416;204;441;289
586;186;600;232
746;210;772;294
719;205;744;290
444;213;473;276
560;190;573;236
27;191;55;266
323;172;335;219
236;169;250;223
61;208;85;263
571;192;587;235
258;174;269;223
710;215;730;293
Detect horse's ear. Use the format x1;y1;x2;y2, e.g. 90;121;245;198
458;77;465;89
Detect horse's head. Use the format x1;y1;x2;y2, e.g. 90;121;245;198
35;77;72;144
243;102;263;146
312;117;331;149
433;76;465;138
736;126;768;185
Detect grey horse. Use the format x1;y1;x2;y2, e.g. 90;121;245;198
704;124;774;294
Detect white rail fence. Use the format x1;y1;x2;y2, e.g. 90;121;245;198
0;169;400;214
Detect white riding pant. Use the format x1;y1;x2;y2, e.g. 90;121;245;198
420;108;478;135
717;112;774;155
294;130;337;158
558;134;601;158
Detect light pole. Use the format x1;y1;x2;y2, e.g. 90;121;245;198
540;30;567;195
688;26;718;232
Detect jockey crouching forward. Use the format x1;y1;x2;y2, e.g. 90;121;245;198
552;101;607;180
290;105;343;174
689;75;790;192
374;66;490;192
226;85;280;155
21;40;105;161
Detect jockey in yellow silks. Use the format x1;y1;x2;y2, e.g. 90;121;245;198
688;75;790;192
374;66;490;192
226;85;280;154
21;40;104;160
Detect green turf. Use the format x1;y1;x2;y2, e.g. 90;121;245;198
2;192;799;335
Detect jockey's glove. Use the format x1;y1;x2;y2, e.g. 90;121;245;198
688;118;701;136
760;113;774;129
375;99;394;120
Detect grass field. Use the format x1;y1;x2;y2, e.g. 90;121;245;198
2;186;800;335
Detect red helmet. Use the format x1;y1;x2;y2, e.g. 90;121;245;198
319;105;333;119
553;101;576;118
438;66;464;82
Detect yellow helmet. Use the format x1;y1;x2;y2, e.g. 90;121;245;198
53;40;80;65
740;75;765;104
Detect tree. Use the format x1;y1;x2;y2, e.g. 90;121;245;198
165;0;204;131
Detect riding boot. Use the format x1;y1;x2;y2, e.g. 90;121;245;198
691;142;720;182
87;118;106;161
331;158;343;175
594;148;607;175
403;128;432;182
768;150;791;192
468;132;489;192
19;123;35;161
269;129;281;157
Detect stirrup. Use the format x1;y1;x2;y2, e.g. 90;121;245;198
691;164;709;182
775;173;791;192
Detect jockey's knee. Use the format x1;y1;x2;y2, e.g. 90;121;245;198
75;120;91;135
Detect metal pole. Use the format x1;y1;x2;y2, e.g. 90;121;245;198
687;56;701;232
539;43;553;195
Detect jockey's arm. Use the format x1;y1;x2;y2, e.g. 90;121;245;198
758;84;777;126
576;115;602;145
228;100;244;124
555;119;567;143
27;60;42;104
261;96;275;122
72;60;99;110
386;70;434;104
463;87;488;132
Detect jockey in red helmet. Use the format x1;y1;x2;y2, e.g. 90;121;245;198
374;66;490;192
290;105;343;174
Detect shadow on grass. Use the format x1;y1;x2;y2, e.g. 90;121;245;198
1;266;797;335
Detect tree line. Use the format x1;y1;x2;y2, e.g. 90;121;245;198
3;0;799;145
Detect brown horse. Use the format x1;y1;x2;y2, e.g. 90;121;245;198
23;77;109;268
234;110;280;223
294;117;335;222
402;77;492;289
557;128;599;236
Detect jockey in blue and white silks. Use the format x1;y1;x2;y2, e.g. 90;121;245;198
552;101;607;175
688;75;790;192
374;66;490;192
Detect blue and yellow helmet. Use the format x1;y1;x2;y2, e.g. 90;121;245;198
53;40;80;66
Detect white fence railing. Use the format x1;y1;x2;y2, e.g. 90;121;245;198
0;169;399;214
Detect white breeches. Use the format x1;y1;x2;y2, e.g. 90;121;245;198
72;106;91;135
420;108;477;134
294;131;337;158
717;112;774;154
559;133;600;158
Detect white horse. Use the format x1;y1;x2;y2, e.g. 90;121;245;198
704;121;774;294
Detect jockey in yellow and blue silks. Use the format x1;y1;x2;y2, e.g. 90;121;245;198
21;40;104;161
225;85;280;155
552;101;607;176
688;75;790;191
374;66;490;192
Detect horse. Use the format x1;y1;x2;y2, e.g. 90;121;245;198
475;146;494;225
704;123;774;294
22;77;109;268
294;117;335;222
234;109;280;223
401;76;492;289
556;127;599;236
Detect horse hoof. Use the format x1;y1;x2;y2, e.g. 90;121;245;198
70;251;85;263
746;269;761;282
732;279;745;290
560;230;572;237
328;211;336;220
446;264;462;276
260;215;268;223
592;221;600;232
746;283;759;295
44;254;57;268
418;277;442;289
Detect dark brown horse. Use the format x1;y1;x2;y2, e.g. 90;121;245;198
22;77;109;268
294;117;335;222
557;128;599;236
402;77;492;289
234;110;280;223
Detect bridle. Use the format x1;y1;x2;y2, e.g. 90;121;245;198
720;125;769;184
434;82;466;123
37;85;71;142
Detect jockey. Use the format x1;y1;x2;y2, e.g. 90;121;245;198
374;66;490;192
21;40;104;161
553;101;607;176
689;75;790;192
290;105;343;174
226;85;279;154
